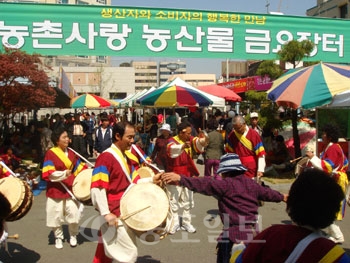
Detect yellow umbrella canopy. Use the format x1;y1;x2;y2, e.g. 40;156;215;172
71;93;117;108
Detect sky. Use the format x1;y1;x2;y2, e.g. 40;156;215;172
111;0;317;78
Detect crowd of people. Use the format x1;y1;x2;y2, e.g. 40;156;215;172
0;111;121;167
0;107;349;263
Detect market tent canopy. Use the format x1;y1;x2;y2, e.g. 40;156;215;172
159;77;226;108
267;62;350;109
71;93;117;109
326;90;350;107
196;84;241;102
115;93;134;105
137;84;213;107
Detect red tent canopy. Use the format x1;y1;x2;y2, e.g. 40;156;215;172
196;84;242;102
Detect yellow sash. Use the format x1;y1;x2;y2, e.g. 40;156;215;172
50;146;73;170
125;150;140;165
173;135;192;156
320;245;346;263
234;130;253;151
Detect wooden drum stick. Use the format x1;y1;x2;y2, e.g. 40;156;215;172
7;233;19;239
289;156;303;163
121;205;151;221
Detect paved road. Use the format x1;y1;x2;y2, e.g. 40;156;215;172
1;165;350;262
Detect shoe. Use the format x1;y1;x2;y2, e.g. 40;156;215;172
55;238;63;249
181;224;196;233
329;236;344;244
70;236;77;247
169;224;180;235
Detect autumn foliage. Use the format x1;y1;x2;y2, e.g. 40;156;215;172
0;47;57;115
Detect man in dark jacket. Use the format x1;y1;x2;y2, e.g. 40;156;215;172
94;115;112;157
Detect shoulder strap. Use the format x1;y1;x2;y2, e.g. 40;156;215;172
105;145;132;183
285;232;321;263
131;144;161;173
50;147;73;170
233;130;253;151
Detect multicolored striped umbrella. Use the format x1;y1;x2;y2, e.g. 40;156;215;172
267;62;350;109
196;84;242;102
71;93;117;108
137;85;213;107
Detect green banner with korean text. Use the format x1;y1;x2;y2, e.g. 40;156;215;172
0;2;348;62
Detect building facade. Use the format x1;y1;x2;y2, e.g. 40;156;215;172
50;66;135;100
4;0;112;68
131;61;158;92
221;61;249;81
307;0;349;18
169;74;216;87
159;61;187;85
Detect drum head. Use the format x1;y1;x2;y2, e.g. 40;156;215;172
120;183;169;231
73;168;93;201
6;180;33;221
0;177;25;213
137;167;154;179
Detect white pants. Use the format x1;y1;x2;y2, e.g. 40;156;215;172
100;217;138;263
166;184;194;225
46;197;80;239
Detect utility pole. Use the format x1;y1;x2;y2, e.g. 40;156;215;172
278;0;283;12
226;58;229;82
265;0;270;13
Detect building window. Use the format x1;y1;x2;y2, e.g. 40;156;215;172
76;55;88;59
76;0;89;5
339;4;347;18
96;0;106;4
135;79;157;83
134;65;157;70
135;73;157;77
96;56;106;63
57;0;68;3
110;92;127;100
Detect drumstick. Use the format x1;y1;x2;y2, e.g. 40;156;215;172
68;147;94;167
0;161;17;177
7;234;19;239
289;156;304;163
121;205;151;221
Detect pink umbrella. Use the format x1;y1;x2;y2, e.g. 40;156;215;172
285;130;316;158
196;84;242;101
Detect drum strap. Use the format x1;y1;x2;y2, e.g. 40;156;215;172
59;182;77;201
105;145;132;183
59;182;84;216
131;145;161;173
0;161;16;177
285;232;321;263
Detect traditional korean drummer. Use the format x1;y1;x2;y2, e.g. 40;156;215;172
42;127;88;249
91;121;162;263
